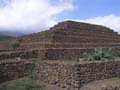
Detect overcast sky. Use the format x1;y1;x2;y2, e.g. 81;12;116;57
0;0;120;33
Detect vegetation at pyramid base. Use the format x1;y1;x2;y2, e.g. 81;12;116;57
80;48;115;61
10;41;20;49
0;78;43;90
0;59;44;90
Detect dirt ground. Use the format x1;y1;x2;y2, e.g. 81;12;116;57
39;78;120;90
38;82;67;90
80;78;120;90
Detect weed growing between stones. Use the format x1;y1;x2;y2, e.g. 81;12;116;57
117;64;120;78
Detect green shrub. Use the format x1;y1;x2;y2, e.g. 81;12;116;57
81;48;114;61
0;79;43;90
81;53;94;61
10;41;20;49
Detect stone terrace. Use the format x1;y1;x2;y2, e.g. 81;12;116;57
1;20;120;60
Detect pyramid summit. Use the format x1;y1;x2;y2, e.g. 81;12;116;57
0;20;120;60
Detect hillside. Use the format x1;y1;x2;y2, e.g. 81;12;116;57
0;34;13;41
0;31;25;37
0;30;26;41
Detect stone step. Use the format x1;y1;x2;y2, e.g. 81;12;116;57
0;50;38;60
15;26;120;44
0;59;29;63
51;25;117;34
0;49;25;53
18;35;120;44
17;35;53;43
53;35;120;43
36;47;119;60
17;32;120;44
16;30;54;43
18;30;53;39
18;42;120;50
55;21;110;31
53;31;120;39
0;47;119;60
0;48;89;60
54;28;118;35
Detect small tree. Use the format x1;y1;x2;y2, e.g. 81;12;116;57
10;41;20;49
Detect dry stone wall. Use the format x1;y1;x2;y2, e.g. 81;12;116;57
37;62;75;89
52;35;120;43
0;59;120;90
16;30;54;43
0;48;94;60
37;60;120;90
41;48;94;60
0;50;38;60
19;43;120;49
0;60;32;83
74;61;120;89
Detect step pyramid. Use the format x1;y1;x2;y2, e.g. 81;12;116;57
14;20;120;60
1;20;120;60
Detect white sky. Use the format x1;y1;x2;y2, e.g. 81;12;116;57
0;0;74;33
0;0;120;33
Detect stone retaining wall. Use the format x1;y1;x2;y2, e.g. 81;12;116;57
53;30;119;38
74;61;120;89
37;60;120;90
18;43;120;50
0;48;94;60
0;50;38;60
0;60;120;90
52;36;120;43
0;60;32;83
41;48;94;60
0;48;120;61
37;62;75;89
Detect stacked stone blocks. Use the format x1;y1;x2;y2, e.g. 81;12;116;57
0;60;32;83
37;60;120;90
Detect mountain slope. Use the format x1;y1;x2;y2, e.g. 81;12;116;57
0;31;25;37
0;34;13;41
